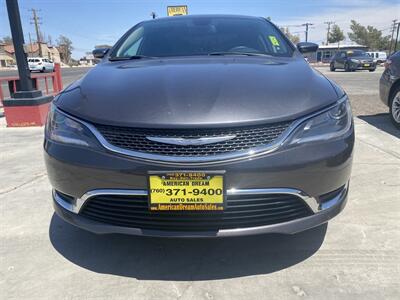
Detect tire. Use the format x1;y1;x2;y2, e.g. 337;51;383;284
330;63;335;71
389;89;400;129
344;62;351;72
40;67;45;73
369;69;376;72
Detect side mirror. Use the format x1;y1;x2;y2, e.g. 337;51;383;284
296;42;318;54
92;48;110;59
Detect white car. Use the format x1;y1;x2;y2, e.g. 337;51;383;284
366;52;387;64
28;57;55;72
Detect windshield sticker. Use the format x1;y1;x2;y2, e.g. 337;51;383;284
268;35;280;46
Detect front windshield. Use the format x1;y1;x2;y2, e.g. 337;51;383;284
347;50;368;57
111;16;293;58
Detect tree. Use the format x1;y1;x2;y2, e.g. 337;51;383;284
1;35;13;44
280;27;300;44
348;20;390;50
328;24;345;47
57;35;73;64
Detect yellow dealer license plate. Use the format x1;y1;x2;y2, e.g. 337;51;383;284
148;171;225;211
364;63;370;67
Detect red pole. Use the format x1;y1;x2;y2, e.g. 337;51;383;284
51;74;58;94
0;83;4;105
54;63;63;91
44;76;48;94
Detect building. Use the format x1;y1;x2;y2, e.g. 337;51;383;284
307;43;368;63
0;43;15;67
25;42;61;63
1;42;61;65
95;44;113;49
79;53;96;66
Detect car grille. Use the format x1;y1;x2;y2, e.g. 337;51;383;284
80;193;313;231
95;122;292;157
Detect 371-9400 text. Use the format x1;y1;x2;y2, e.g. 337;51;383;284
151;188;223;196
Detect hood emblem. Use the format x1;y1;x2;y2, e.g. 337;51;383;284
146;135;236;146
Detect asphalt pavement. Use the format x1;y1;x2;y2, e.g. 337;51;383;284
319;67;388;117
0;67;90;87
0;65;399;300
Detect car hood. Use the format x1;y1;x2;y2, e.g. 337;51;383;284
57;56;341;128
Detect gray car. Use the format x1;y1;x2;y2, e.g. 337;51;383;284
44;15;354;237
330;50;376;72
379;51;400;128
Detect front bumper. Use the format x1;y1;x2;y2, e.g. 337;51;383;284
52;184;348;237
350;62;376;70
44;117;354;236
379;69;398;107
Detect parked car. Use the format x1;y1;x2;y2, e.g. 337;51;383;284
330;50;376;72
366;51;387;64
45;15;354;237
379;51;400;128
28;57;54;72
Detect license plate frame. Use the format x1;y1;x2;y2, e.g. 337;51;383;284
148;171;226;212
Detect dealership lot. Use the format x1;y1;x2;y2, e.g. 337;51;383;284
1;67;399;299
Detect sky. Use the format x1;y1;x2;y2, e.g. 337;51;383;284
1;0;399;59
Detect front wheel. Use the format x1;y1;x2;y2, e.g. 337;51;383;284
344;63;351;72
369;69;376;72
40;67;45;73
390;89;400;129
330;63;335;71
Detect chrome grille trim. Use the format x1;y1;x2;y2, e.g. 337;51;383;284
56;96;347;165
94;122;291;158
54;188;319;214
86;121;295;164
53;184;348;218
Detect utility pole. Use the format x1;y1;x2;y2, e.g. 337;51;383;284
324;21;335;44
29;8;42;57
302;23;314;42
395;22;400;52
389;19;398;54
28;32;33;57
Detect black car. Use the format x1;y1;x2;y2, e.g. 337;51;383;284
45;15;354;237
330;50;376;72
379;51;400;128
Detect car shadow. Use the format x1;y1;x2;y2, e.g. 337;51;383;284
49;214;327;280
358;113;400;139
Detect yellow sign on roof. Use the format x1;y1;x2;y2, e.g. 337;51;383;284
167;5;188;16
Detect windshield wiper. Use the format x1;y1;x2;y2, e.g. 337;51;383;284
208;52;272;57
109;55;157;61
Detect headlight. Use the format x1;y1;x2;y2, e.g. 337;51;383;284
350;59;359;63
287;96;352;145
45;105;99;147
